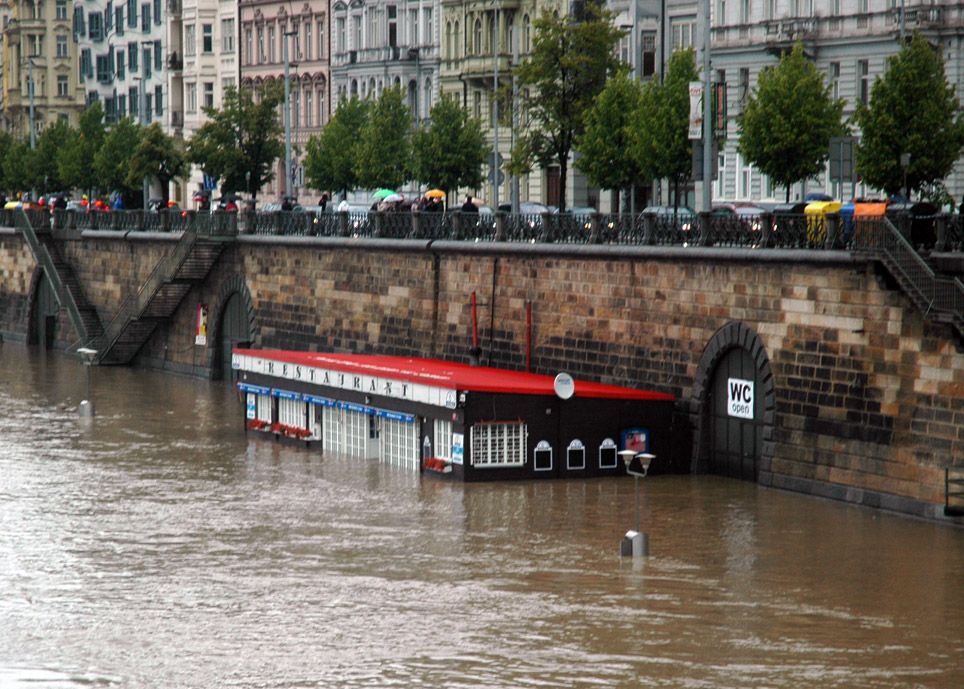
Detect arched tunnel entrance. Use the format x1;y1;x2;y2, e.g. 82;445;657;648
29;271;59;349
209;278;256;381
693;321;775;482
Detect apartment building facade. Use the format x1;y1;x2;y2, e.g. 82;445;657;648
239;0;330;201
0;0;85;140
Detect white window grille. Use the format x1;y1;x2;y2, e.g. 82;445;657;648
322;405;343;454
278;397;304;429
435;419;453;461
382;416;418;468
344;409;369;457
256;394;272;422
471;422;526;467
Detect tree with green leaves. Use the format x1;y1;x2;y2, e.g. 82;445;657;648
355;87;412;191
304;96;370;198
632;49;699;208
129;123;186;204
58;102;106;195
29;120;73;194
93;117;143;206
1;138;32;195
187;84;285;200
411;95;486;200
0;130;14;192
854;33;964;199
738;42;846;201
511;5;624;211
576;69;645;212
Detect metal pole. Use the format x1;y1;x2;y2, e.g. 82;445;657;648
492;6;500;212
85;363;91;403
701;0;713;212
28;60;36;150
631;0;638;79
510;11;519;214
284;28;292;199
634;475;640;533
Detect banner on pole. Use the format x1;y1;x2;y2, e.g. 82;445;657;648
688;81;703;140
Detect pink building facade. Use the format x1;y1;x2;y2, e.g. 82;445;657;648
239;0;330;203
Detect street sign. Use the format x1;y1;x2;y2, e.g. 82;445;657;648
727;378;754;419
692;141;719;181
488;169;505;186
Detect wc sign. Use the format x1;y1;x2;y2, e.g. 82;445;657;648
727;378;754;419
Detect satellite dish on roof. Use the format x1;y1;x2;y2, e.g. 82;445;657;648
554;372;575;400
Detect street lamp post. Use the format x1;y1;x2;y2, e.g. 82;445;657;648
619;451;655;557
701;0;713;213
283;27;297;200
492;4;500;212
27;58;36;150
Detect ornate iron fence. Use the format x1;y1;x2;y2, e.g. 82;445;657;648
5;208;963;253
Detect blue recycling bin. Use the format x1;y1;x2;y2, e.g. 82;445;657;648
839;201;855;247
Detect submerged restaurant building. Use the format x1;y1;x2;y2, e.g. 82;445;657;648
232;348;677;480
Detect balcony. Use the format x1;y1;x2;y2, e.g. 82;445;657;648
167;0;181;16
460;54;513;81
167;52;183;71
763;18;817;57
171;110;183;128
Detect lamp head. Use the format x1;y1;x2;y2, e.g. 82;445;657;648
617;450;636;469
636;453;655;474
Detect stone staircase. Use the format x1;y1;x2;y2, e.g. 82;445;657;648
91;224;233;365
854;217;964;348
16;209;103;345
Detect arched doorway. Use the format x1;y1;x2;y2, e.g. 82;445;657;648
29;271;59;349
212;291;252;381
692;321;775;482
707;347;765;480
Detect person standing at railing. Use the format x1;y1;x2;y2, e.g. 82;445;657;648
461;195;478;214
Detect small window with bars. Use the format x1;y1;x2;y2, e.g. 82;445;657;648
471;421;526;467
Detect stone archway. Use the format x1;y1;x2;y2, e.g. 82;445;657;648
206;275;258;381
26;268;59;349
690;321;776;482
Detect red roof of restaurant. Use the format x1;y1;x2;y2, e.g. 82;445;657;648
234;349;675;402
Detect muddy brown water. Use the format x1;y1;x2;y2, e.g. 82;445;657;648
0;345;961;688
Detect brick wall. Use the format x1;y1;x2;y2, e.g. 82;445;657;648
0;232;960;519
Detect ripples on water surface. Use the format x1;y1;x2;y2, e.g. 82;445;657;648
0;346;961;688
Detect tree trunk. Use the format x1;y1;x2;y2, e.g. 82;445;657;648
785;185;790;203
559;158;568;212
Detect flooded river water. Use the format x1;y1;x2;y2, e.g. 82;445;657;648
0;345;961;688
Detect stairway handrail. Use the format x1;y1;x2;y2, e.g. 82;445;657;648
15;209;92;344
854;216;963;338
92;226;200;360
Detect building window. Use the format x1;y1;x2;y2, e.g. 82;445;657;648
203;81;214;108
154;84;163;115
128;87;138;117
304;21;312;60
141;3;150;31
829;62;840;101
245;28;252;65
423;7;432;44
126;0;136;28
222;76;235;94
566;439;586;470
222;19;235;53
57;0;68;19
740;0;750;23
153;0;160;25
717;0;726;23
765;0;775;20
268;25;276;63
672;19;696;51
185;24;196;57
186;82;197;112
388;5;397;48
434;419;453;462
154;40;161;71
202;24;213;53
305;89;313;127
317;19;325;58
470;422;526;467
474;18;481;54
143;47;151;77
57;74;69;97
88;12;103;42
117;51;125;79
56;35;69;58
257;26;264;63
739;67;749;112
641;32;656;77
336;18;345;53
858;59;869;104
351;14;361;50
598;438;618;469
115;6;124;35
128;43;138;72
293;89;300;128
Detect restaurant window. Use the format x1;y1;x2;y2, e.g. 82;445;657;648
599;438;618;469
435;419;453;461
471;422;526;467
534;440;552;471
566;439;586;471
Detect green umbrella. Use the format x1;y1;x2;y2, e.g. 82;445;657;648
372;189;396;200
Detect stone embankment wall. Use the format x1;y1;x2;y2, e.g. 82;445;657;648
0;228;961;521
